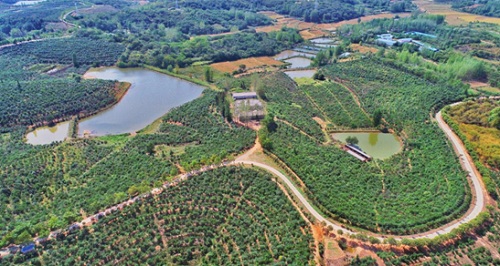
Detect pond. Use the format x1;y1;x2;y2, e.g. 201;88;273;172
274;50;315;60
332;132;402;159
284;70;316;79
78;67;204;136
310;38;335;44
284;57;312;69
26;67;204;144
26;121;70;145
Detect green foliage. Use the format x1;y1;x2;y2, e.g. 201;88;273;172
259;72;325;140
0;91;254;246
0;38;124;132
452;0;500;18
373;109;383;127
0;167;313;265
489;107;500;129
263;58;468;234
346;136;359;145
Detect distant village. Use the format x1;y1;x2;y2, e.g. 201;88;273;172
376;32;439;52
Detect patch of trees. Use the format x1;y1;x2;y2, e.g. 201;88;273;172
262;58;470;234
452;0;500;18
0;167;313;265
119;28;303;69
0;91;254;247
258;72;325;140
0;38;124;132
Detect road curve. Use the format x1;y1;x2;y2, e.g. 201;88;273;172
1;103;487;253
235;106;487;240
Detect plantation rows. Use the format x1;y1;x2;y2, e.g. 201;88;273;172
1;167;313;265
0;38;125;132
263;59;470;234
0;38;124;66
300;82;372;129
259;72;325;140
0;92;255;247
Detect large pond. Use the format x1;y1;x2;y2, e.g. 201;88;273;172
284;70;316;79
26;67;204;144
284;57;312;69
26;121;70;145
333;132;402;159
78;67;204;136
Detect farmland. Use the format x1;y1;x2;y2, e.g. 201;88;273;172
2;0;500;263
0;91;255;247
0;38;124;132
0;167;314;265
210;56;284;73
260;58;469;234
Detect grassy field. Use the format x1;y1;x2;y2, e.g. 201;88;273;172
414;0;500;25
210;56;284;73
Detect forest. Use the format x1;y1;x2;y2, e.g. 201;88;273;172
0;167;313;265
0;91;255;247
451;0;500;18
259;58;469;234
0;38;124;133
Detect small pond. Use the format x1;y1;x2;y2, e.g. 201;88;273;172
26;121;70;145
333;132;402;159
284;70;316;79
310;38;335;44
274;50;315;60
284;57;312;69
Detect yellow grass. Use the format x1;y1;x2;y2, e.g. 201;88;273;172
414;0;500;25
350;43;379;54
460;123;500;167
257;11;412;40
210;57;284;73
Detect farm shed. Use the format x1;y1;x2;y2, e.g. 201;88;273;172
21;243;35;254
232;92;258;100
344;144;372;162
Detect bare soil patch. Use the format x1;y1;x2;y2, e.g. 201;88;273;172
350;43;378;54
210;57;284;73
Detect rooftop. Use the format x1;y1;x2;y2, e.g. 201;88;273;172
232;92;257;100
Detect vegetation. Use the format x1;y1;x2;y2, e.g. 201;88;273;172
452;0;500;18
0;167;313;265
0;38;124;132
0;91;254;247
261;58;469;234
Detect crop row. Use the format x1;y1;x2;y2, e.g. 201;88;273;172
0;167;313;265
0;91;255;247
300;82;372;128
263;58;470;234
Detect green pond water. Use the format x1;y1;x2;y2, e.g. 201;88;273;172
332;132;402;159
26;121;70;145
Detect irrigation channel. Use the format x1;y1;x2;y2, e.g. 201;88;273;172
5;99;490;254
